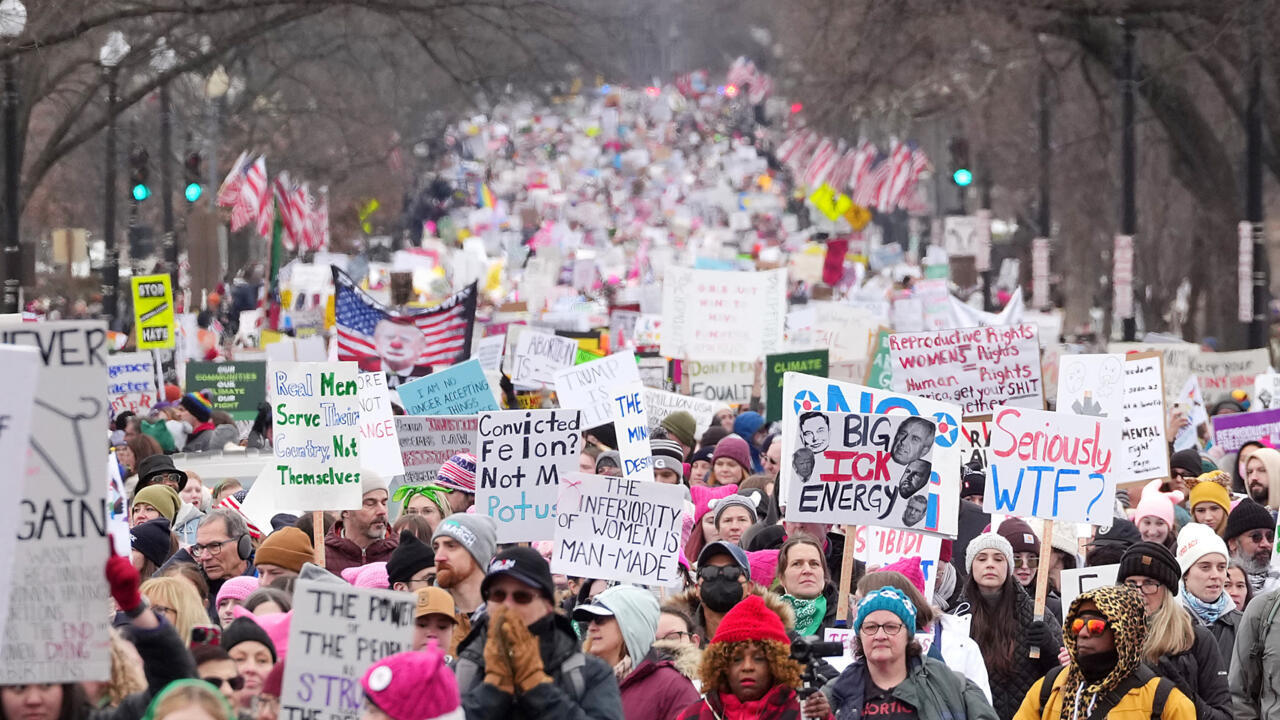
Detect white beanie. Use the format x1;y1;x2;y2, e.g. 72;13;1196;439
1175;522;1230;576
361;470;390;496
965;532;1014;575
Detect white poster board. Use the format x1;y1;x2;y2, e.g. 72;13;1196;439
661;267;786;361
356;371;404;478
107;351;159;417
1122;353;1169;481
1060;564;1121;611
683;360;755;405
268;361;364;510
475;409;581;542
551;473;684;586
888;324;1042;416
511;330;578;386
1055;354;1126;419
643;388;715;440
554;351;641;428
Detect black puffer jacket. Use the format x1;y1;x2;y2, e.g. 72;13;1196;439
954;583;1061;720
1151;624;1231;720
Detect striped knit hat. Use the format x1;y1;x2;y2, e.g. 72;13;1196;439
436;453;476;494
180;392;214;422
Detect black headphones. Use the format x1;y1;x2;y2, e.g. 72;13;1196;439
237;534;252;560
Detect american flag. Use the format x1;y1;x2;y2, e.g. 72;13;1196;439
847;141;877;197
853;152;893;209
880;140;916;211
215;151;250;208
239;156;271;238
332;265;478;368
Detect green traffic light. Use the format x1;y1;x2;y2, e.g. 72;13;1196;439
952;168;973;187
132;184;151;201
185;182;203;202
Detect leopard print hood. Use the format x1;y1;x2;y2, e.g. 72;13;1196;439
1060;584;1148;713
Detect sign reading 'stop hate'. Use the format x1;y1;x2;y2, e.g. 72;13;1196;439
476;409;581;542
131;273;175;349
888;323;1042;416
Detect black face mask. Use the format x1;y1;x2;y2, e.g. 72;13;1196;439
700;578;744;613
1076;648;1118;682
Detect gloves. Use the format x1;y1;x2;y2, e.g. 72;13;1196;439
106;555;141;613
483;607;515;695
1026;621;1057;653
501;612;551;693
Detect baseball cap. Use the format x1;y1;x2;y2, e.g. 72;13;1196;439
413;587;457;623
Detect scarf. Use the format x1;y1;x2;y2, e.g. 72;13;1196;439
1181;581;1234;625
783;593;825;636
612;655;634;683
1056;586;1146;720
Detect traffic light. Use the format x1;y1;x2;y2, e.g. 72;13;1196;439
184;151;202;202
129;147;150;201
948;136;972;187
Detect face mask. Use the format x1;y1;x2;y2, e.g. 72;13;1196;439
700;577;744;612
1076;648;1118;682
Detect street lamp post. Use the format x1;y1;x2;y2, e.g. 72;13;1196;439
99;31;129;325
150;39;177;282
0;0;26;314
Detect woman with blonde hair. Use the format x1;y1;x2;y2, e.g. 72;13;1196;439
1117;542;1231;720
140;576;209;644
139;680;235;720
81;630;147;710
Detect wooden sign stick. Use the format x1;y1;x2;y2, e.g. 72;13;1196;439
836;524;857;624
312;510;326;567
1029;518;1054;659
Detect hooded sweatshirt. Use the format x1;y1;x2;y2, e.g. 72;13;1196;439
732;412;765;474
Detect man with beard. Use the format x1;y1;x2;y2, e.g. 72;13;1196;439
324;473;399;575
890;417;935;466
432;514;497;624
1224;499;1280;593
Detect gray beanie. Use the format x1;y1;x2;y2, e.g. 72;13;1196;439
712;495;759;527
432;514;497;569
964;532;1014;576
574;584;659;665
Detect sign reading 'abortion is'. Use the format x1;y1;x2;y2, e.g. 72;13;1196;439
476;410;581;542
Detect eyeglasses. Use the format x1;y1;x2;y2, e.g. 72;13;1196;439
487;588;536;605
153;473;183;487
698;565;745;583
1124;579;1164;595
1071;618;1110;636
1247;530;1276;544
1014;555;1039;569
203;676;245;691
860;622;905;637
152;604;176;618
191;538;235;558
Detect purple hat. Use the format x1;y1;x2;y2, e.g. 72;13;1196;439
712;435;752;473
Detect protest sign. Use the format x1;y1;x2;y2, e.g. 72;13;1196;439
130;273;175;349
0;321;108;682
268;361;364;510
185;361;266;421
1173;376;1208;451
395;416;477;485
0;348;36;654
107;351;158;416
476;409;581;542
554;351;641;428
660;267;786;361
552;473;684;586
356;371;404;478
780;373;962;537
474;334;505;372
889;324;1042;416
809;303;877;361
637;356;670;390
1056;354;1126;419
983;405;1122;526
1061;565;1120;611
610;384;655;481
785;409;945;534
281;580;415;720
852;526;941;599
766;350;828;423
1213;408;1280;454
511;329;578;386
1254;373;1280;410
864;327;893;390
265;336;327;362
397;359;498;416
643;388;715;439
1192;348;1270;405
1123;353;1168;481
683;360;755;405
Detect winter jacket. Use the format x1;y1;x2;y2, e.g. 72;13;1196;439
953;583;1062;720
674;684;813;720
1229;588;1280;720
454;611;622;720
620;645;701;720
916;613;993;704
1015;665;1196;720
822;655;998;720
182;422;218;452
323;521;397;576
86;617;197;720
1151;624;1231;720
1186;605;1240;670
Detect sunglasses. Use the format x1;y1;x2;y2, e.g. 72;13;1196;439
1071;617;1109;636
1013;555;1039;569
1248;530;1275;544
487;588;537;605
698;565;745;583
203;675;245;691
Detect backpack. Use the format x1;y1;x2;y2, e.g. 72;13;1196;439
1249;589;1280;663
1036;664;1174;720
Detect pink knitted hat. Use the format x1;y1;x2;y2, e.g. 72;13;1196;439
880;556;926;594
1132;479;1184;528
341;561;389;589
231;605;292;660
712;435;752;474
746;549;780;585
360;647;463;720
216;576;259;608
690;484;740;523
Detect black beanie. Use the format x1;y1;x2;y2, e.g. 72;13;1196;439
386;530;435;585
129;518;173;568
220;617;277;662
1118;541;1180;594
1225;498;1275;542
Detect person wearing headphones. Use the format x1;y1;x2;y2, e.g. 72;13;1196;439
191;508;256;617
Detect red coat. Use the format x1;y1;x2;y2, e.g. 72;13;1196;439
323;522;397;576
674;685;806;720
621;651;701;720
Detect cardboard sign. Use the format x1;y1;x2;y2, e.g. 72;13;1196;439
551;473;684;586
786;411;943;530
852;526;941;600
1060;564;1120;611
1213;408;1280;454
1123;354;1168;481
983;405;1121;525
1056;354;1126;419
397;359;498;416
131;273;175;349
660;267;786;361
394;416;477;485
185;361;267;421
643;388;715;440
268;361;364;510
0;321;109;683
554;351;642;428
356;372;404;479
1192;349;1271;405
475;409;581;542
1254;373;1280;410
511;330;578;386
281;580;415;720
683;360;755;405
765;350;829;423
864;328;893;390
107;351;158;416
889;324;1042;416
